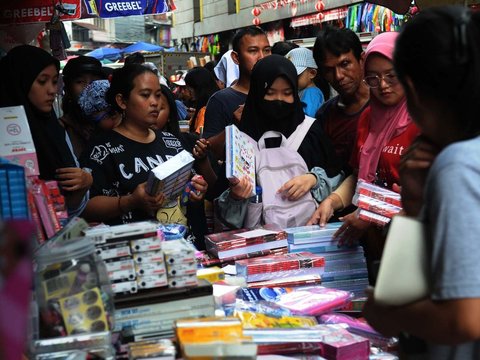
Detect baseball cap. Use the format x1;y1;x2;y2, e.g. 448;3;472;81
62;56;105;85
78;80;110;120
285;47;318;75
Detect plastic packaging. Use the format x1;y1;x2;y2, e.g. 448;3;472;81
250;186;263;204
34;237;114;339
158;223;188;240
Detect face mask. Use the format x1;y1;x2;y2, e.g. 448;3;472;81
259;99;295;129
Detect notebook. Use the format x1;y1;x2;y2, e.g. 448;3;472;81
374;215;429;306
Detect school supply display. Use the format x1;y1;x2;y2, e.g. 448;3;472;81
128;339;176;360
247;274;323;289
205;226;288;261
353;180;402;226
374;215;428;306
84;221;167;294
286;224;343;245
114;281;215;339
225;124;256;196
0;160;28;220
34;236;115;338
244;324;370;359
175;317;257;360
235;310;318;329
285;226;369;298
146;149;195;199
31;331;115;360
235;252;325;283
238;286;353;316
0;105;39;177
318;313;394;349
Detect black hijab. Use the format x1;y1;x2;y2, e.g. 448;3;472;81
239;54;305;141
0;45;76;180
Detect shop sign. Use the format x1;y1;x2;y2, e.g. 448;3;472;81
290;6;348;27
0;0;81;24
92;0;169;18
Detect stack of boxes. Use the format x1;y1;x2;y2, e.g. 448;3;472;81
286;225;369;298
353;180;402;226
163;239;198;288
0;160;28;220
84;221;165;295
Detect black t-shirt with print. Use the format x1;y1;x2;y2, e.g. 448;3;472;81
81;129;184;224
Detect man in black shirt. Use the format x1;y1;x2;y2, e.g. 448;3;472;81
203;26;271;140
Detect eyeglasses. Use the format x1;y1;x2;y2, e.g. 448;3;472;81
363;73;399;88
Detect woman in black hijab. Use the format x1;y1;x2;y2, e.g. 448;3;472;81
239;54;342;193
0;45;91;218
240;54;305;141
216;55;343;228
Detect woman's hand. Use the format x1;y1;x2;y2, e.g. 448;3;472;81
334;210;370;246
188;175;208;202
229;176;253;200
277;174;317;201
130;182;165;214
307;197;335;226
56;167;92;191
399;137;440;217
192;138;209;161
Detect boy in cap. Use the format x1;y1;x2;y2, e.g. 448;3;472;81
61;56;107;157
78;80;121;131
286;47;324;117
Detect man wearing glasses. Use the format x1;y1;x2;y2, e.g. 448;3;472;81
313;27;370;175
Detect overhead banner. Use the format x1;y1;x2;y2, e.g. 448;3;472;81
291;7;348;28
92;0;170;18
0;0;81;24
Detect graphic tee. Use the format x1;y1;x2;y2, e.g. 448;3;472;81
81;129;184;224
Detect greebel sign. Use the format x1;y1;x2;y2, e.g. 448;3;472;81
92;0;169;17
0;0;81;24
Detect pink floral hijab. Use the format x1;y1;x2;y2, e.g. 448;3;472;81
358;31;412;184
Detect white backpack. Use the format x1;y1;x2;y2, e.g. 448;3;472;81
255;116;317;228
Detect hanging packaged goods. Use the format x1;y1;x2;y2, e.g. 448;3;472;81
0;0;81;24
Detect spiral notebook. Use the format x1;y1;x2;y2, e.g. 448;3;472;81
374;215;429;306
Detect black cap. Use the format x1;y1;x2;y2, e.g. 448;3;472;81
62;56;105;85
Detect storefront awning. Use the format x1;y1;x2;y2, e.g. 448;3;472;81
0;0;82;25
72;21;102;30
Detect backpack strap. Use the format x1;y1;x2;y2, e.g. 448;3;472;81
286;116;316;151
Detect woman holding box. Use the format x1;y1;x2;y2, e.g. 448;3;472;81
308;32;419;245
81;64;207;225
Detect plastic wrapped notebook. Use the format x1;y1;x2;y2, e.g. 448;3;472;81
238;286;353;316
225;124;256;196
146;150;194;199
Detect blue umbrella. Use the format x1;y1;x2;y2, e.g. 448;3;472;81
85;47;123;61
123;41;163;53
